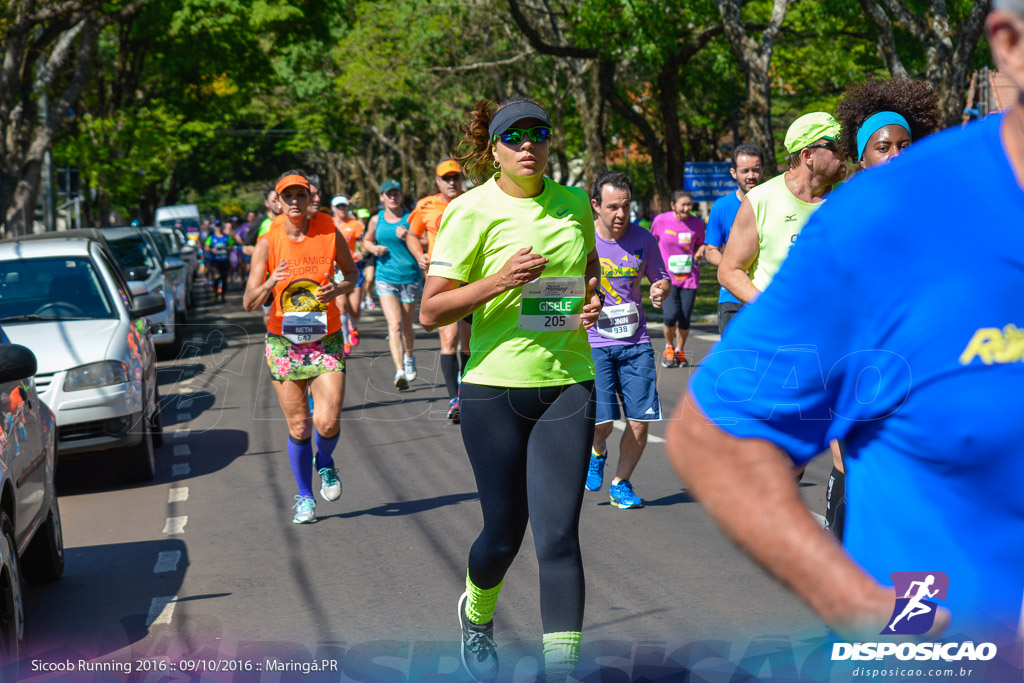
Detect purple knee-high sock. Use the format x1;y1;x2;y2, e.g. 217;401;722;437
314;431;339;471
288;435;314;499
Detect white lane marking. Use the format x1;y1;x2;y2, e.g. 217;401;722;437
172;429;190;440
176;412;191;422
168;487;189;503
147;596;178;626
809;511;827;528
153;551;182;574
179;399;194;408
693;332;721;342
163;516;188;535
613;420;666;444
173;445;190;457
171;464;191;476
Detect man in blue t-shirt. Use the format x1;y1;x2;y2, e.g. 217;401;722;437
666;6;1024;653
703;143;763;334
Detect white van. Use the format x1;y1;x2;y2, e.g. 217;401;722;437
154;204;201;244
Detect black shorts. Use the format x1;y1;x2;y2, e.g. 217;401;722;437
662;286;697;328
718;301;743;334
360;253;376;268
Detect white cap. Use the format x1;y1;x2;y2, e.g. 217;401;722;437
331;195;350;207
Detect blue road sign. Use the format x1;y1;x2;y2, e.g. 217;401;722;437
683;162;733;202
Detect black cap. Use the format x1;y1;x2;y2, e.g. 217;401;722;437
488;101;551;140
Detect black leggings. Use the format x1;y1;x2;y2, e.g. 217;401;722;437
460;381;595;633
210;261;230;292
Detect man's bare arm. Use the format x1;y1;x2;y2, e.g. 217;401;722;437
666;390;898;639
718;199;761;303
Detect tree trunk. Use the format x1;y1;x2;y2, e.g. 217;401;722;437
745;67;777;174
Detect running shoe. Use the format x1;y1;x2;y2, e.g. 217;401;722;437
458;592;499;683
585;449;607;491
394;370;408;391
404;355;417;381
448;396;461;424
350;328;360;347
292;495;317;523
609;480;643;509
675;349;690;367
343;342;351;356
308;394;314;413
318;467;342;502
661;347;678;368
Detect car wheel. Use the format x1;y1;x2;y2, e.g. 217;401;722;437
149;384;164;448
22;494;63;583
122;418;156;483
0;510;24;674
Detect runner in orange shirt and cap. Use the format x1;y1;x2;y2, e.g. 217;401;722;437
406;159;471;423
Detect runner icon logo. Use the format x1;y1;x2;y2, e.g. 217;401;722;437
881;571;949;635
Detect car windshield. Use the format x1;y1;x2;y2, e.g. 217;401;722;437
0;257;116;322
149;232;171;258
107;235;158;273
159;217;199;230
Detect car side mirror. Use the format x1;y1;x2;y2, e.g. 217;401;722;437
0;344;37;384
127;266;150;281
130;293;166;319
164;256;186;271
128;281;148;298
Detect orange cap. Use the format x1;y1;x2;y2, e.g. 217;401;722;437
275;174;310;196
436;160;461;176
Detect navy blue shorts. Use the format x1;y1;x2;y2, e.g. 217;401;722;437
592;343;662;424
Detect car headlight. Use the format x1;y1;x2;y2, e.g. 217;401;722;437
63;361;130;391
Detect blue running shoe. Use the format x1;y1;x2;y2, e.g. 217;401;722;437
308;393;314;413
458;592;499;683
292;495;317;523
609;479;643;509
447;396;461;424
585;449;607;491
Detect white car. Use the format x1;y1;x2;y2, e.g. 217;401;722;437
149;226;197;309
102;227;181;350
0;333;63;666
0;230;166;482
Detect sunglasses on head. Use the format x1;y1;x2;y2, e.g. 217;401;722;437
805;139;837;152
493;126;551;145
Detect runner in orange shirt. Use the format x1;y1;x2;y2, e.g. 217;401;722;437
331;195;366;355
406;159;470;423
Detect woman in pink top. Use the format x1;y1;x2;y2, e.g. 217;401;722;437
650;190;705;367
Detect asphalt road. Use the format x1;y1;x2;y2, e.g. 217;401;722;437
19;278;840;683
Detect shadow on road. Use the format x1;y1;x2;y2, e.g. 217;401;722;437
319;492;479;521
20;539;190;666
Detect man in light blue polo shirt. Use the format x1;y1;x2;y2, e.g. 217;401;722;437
704;143;763;334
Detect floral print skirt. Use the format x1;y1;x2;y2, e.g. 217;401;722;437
265;331;346;381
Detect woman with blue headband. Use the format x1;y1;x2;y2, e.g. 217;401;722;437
836;78;939;171
824;78;939;541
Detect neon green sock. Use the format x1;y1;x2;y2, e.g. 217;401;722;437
542;631;582;682
465;571;503;625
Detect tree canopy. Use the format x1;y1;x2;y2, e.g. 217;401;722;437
0;0;993;232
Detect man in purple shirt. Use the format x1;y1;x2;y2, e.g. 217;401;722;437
585;171;671;509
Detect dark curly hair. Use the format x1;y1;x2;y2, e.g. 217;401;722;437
455;96;546;184
835;78;939;161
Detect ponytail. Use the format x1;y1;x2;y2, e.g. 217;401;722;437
455;99;497;185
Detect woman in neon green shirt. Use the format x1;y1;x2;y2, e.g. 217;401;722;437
420;98;602;683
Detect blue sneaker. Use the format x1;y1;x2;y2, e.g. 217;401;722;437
292;495;317;523
609;480;643;509
308;394;314;412
585;449;607;491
